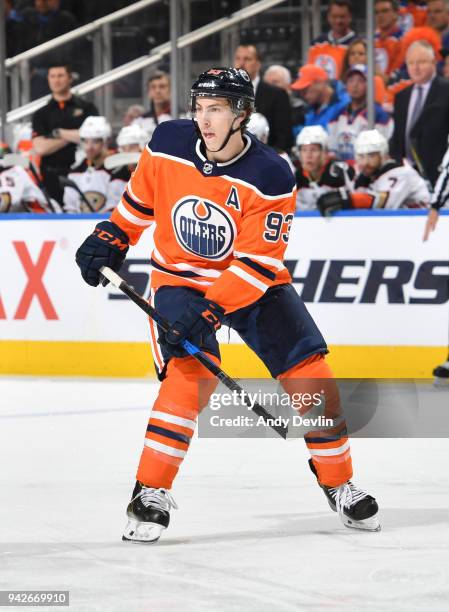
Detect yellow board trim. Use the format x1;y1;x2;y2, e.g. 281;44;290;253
0;340;444;378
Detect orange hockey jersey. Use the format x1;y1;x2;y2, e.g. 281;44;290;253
110;120;296;314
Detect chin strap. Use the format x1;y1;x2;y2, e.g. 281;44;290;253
193;116;243;154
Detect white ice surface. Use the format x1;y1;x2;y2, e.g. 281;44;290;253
0;377;448;612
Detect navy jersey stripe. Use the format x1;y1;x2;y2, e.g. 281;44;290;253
123;190;154;216
304;432;348;444
147;424;191;445
150;257;202;278
238;257;276;281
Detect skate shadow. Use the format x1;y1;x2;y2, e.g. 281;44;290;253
1;508;447;556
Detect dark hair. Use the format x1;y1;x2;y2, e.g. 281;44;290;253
328;0;353;14
147;70;170;87
374;0;399;9
47;63;72;75
235;43;262;62
341;38;367;77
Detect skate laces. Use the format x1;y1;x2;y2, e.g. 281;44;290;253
329;482;368;517
135;486;178;512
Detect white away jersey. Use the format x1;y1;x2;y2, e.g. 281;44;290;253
63;160;127;213
353;161;430;209
0;165;48;212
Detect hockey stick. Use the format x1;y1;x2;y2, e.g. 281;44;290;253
59;175;96;212
100;266;288;439
104;152;140;170
28;160;57;213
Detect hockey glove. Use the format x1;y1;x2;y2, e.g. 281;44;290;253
317;189;351;217
75;220;129;286
159;297;225;358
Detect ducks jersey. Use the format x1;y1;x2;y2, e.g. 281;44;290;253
352;160;430;209
109;119;296;314
0;165;49;212
63;160;127;213
296;158;355;210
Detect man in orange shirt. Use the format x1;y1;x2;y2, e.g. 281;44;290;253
375;0;405;77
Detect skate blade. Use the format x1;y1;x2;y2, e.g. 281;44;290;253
122;518;165;543
433;377;449;388
342;513;381;532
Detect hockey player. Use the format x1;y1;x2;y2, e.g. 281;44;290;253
423;141;449;383
0;158;60;213
63;116;116;213
106;124;150;205
295;125;355;211
75;68;380;542
317;129;430;214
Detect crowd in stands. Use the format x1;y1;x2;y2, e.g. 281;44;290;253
2;0;449;224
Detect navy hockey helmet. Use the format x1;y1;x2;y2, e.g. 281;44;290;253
190;67;255;125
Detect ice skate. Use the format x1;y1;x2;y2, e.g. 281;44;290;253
122;482;178;543
433;360;449;387
309;460;380;532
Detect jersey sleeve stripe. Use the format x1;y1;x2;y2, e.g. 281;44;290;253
116;201;153;226
123;190;154;216
127;181;145;204
228;264;269;292
237;256;276;281
233;250;285;271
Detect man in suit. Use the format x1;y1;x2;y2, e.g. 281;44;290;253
234;44;293;152
390;39;449;186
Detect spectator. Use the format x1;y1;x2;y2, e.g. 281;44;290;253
22;0;78;98
234;43;293;151
122;104;145;127
142;71;171;123
291;64;350;137
317;129;430;215
427;0;449;50
246;112;295;174
5;0;26;58
295;125;354;211
264;64;306;135
398;1;428;31
328;65;393;162
307;0;357;79
342;39;388;105
389;39;449;186
63;116;116;213
263;65;292;91
375;0;404;78
32;63;98;202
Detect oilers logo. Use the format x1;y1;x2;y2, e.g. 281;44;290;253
172;196;236;260
314;55;337;79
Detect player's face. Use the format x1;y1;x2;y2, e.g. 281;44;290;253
356;152;382;175
327;5;352;36
194;98;242;151
47;67;72;95
234;46;260;81
82;138;105;161
348;42;367;66
300;144;325;174
406;46;436;84
346;74;367;102
375;1;398;31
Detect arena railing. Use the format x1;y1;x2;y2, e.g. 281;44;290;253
3;0;289;128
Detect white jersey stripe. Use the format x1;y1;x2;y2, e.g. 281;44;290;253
308;440;351;457
144;438;186;458
117;201;153;226
228;264;269;293
151;410;196;431
233;250;285;271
